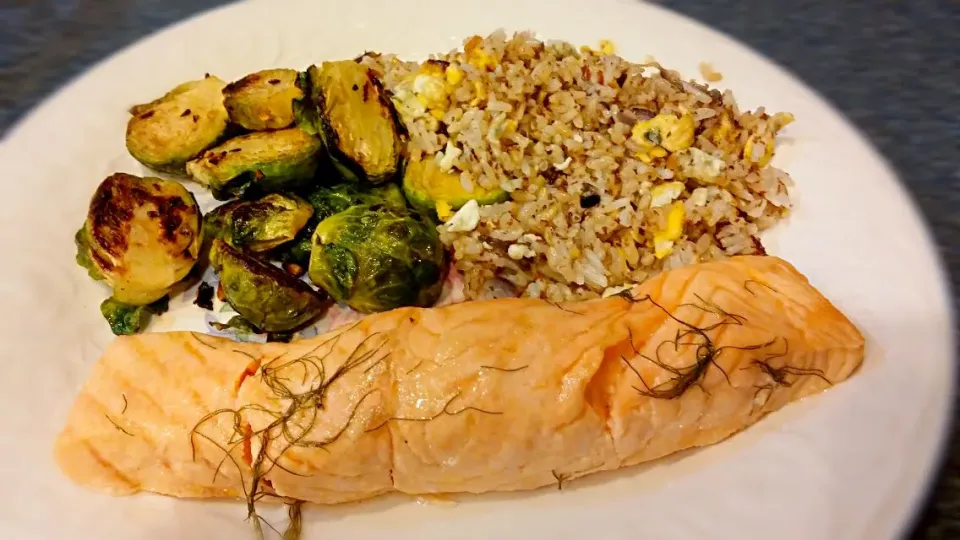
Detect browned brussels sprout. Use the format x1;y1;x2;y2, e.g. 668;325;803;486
186;127;323;200
211;239;327;332
295;61;402;184
84;173;201;305
126;76;230;173
204;193;313;252
223;69;302;131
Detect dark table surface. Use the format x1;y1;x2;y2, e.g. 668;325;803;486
1;0;957;536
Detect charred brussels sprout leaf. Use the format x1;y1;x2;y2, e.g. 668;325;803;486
85;173;202;305
204;193;313;252
99;296;169;336
308;205;446;313
402;158;507;219
75;227;104;281
194;282;215;310
296;61;402;184
126;76;230;174
186;127;323;200
223;69;302;131
211;239;327;332
277;182;407;266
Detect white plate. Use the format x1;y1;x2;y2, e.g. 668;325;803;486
0;0;952;538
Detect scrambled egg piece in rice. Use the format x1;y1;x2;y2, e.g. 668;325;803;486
391;62;455;126
435;200;454;221
464;35;498;71
631;112;695;162
649;181;684;208
653;201;686;259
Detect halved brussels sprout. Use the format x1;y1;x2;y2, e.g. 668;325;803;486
402;158;507;219
223;69;302;131
186;127;323;200
211;239;327;332
204;193;313;252
278;182;407;266
100;296;168;336
84;173;202;305
296;61;402;184
308;205;446;313
126;76;230;173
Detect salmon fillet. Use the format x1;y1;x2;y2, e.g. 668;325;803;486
54;256;864;504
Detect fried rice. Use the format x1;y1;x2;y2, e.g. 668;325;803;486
362;30;795;302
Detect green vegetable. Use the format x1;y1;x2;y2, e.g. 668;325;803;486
210;314;261;336
211;239;327;332
85;173;202;305
280;232;317;270
126;76;230;174
186;127;323;200
278;182;407;266
204;193;313;252
99;296;169;336
303;181;406;221
74;227;103;281
308;205;446;313
223;69;302;131
402;158;507;219
295;61;402;184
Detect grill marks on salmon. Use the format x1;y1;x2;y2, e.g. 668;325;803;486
54;256;864;504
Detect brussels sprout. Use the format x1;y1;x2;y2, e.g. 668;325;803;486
186;127;323;200
278;182;407;266
223;69;302;131
126;76;230;173
308;205;446;313
204;193;313;252
75;227;104;281
100;296;169;336
402;158;507;219
295;61;402;184
85;173;201;305
211;239;327;332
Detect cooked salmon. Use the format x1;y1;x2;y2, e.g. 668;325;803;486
54;256;864;504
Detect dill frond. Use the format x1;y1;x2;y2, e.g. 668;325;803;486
189;325;389;540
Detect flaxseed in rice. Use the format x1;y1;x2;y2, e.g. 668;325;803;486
362;30;795;302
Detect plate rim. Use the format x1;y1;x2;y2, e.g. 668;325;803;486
0;0;954;538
